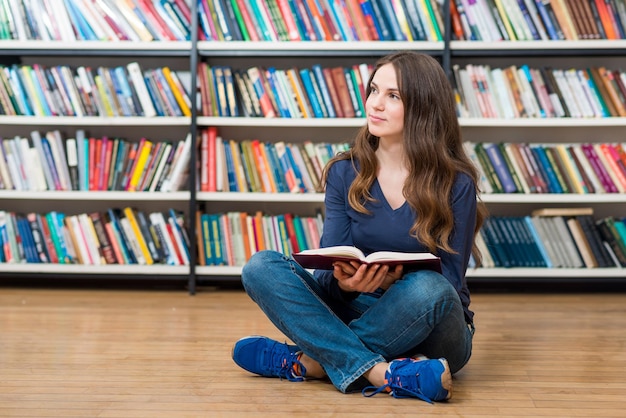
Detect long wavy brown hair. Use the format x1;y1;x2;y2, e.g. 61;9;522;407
321;51;487;262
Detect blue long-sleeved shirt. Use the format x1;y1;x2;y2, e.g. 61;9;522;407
314;158;477;324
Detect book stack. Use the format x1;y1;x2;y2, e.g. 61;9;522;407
0;130;192;192
474;208;626;269
198;0;444;42
453;64;626;119
465;141;626;195
198;62;374;118
0;208;191;265
0;0;191;41
195;210;323;266
450;0;626;41
197;127;349;193
0;62;191;118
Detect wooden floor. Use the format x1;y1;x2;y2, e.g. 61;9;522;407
1;285;626;418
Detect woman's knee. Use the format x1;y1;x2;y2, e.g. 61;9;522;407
241;250;290;290
400;271;458;303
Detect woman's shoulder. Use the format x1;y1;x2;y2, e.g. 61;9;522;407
327;157;358;177
452;171;478;201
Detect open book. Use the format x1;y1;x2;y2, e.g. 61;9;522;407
292;246;441;273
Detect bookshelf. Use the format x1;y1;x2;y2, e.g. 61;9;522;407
0;41;196;288
2;1;626;293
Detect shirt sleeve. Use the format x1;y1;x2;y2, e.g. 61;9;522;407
313;161;359;301
438;174;477;302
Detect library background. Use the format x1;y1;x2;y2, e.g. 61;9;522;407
1;0;626;295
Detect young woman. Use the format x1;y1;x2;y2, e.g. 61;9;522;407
231;51;486;402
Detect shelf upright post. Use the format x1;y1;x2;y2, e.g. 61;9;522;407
188;0;200;295
442;0;452;80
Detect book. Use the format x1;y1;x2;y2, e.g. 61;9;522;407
292;245;441;272
531;207;594;217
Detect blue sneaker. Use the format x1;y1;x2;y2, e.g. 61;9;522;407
232;336;306;382
362;357;452;403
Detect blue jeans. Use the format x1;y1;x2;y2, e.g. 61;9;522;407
241;250;474;393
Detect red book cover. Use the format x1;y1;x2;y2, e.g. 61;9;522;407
88;137;97;191
594;0;618;39
317;1;342;40
282;212;300;253
247;67;276;118
120;142;139;191
599;143;626;190
276;0;302;40
38;215;59;264
253;211;266;252
99;136;111;191
331;66;355;118
136;0;177;40
124;138;147;191
165;221;184;265
234;0;261;41
103;214;124;264
519;143;549;194
208;128;218;192
345;0;373;40
172;0;192;23
304;0;333;40
581;143;618;192
90;0;130;40
93;137;103;191
294;0;319;40
322;67;344;117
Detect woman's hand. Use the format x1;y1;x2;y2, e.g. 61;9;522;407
333;261;403;293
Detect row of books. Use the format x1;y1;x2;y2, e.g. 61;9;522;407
472;208;626;269
467;141;626;194
0;208;191;265
199;0;443;42
452;64;626;119
0;130;193;192
198;62;374;118
198;127;350;193
196;210;323;266
0;62;192;117
0;0;192;41
6;129;626;195
452;0;626;41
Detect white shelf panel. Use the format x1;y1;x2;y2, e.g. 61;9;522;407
0;191;190;201
459;117;626;127
0;264;189;275
481;194;626;204
466;267;625;278
198;266;625;278
0;116;191;126
0;40;192;51
196;116;365;128
198;117;626;128
195;266;242;276
198;41;444;52
196;192;324;203
451;40;626;50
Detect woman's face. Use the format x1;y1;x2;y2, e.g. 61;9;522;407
366;63;405;142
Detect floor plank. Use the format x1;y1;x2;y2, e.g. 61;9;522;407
0;286;625;417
